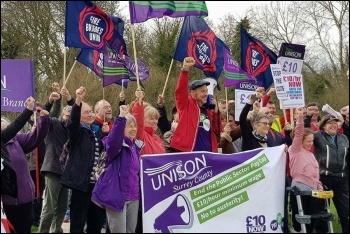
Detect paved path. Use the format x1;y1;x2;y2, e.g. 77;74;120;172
61;222;106;233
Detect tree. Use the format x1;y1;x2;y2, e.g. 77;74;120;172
246;1;349;109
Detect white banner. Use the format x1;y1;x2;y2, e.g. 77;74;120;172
234;89;255;121
270;64;289;100
277;57;303;75
141;145;286;233
280;74;305;109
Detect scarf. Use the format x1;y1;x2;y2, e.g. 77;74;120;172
252;130;268;143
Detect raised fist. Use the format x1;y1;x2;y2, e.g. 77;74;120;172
183;57;195;69
26;96;35;110
119;105;129;117
49;92;60;103
76;86;86;99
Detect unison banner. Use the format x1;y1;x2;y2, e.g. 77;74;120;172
141;145;286;233
1;59;35;112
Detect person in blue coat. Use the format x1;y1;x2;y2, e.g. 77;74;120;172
92;105;144;233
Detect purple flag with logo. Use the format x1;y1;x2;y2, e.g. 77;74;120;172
77;47;149;87
240;25;277;89
174;16;229;84
129;1;208;24
223;48;255;88
76;49;127;88
65;1;125;51
1;59;35;112
103;43;130;87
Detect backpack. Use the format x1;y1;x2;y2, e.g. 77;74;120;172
60;141;70;171
93;150;107;181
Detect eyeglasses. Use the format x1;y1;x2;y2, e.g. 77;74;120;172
258;122;269;126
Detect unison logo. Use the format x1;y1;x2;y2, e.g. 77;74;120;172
145;155;211;191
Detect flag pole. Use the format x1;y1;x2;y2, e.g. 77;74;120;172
103;87;106;122
161;59;174;97
63;60;77;88
280;100;287;124
131;24;140;89
225;87;229;123
62;47;67;109
162;19;185;97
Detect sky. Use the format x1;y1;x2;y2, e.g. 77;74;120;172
120;1;271;24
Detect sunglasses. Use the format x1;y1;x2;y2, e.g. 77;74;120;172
36;109;42;113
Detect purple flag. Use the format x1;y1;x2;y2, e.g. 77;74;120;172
223;48;255;88
124;56;150;82
129;1;208;24
103;43;130;87
1;59;35;112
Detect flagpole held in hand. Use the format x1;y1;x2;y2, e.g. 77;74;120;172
225;87;229;123
131;24;140;89
63;60;77;88
62;47;67;109
162;59;174;97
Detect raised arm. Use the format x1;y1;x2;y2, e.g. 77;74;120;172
289;107;305;153
67;87;86;146
106;105;129;162
175;57;195;111
1;97;34;143
17;110;51;154
132;88;145;140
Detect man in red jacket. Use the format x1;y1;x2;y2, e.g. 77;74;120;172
170;57;221;153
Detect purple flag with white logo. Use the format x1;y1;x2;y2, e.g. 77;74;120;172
223;48;255;88
1;59;35;112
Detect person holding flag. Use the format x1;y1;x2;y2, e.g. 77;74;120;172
170;57;221;153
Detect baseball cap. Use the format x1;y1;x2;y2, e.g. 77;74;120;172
188;79;210;91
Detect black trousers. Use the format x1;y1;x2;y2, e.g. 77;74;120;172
290;191;327;233
70;183;105;233
3;202;33;233
320;175;349;233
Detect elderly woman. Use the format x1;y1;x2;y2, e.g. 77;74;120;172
1;105;51;233
239;94;271;151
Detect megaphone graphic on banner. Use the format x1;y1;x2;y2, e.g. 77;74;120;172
203;77;217;110
153;194;193;233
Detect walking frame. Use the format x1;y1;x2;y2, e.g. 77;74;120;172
287;186;334;233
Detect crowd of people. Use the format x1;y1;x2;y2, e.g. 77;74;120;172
1;57;349;233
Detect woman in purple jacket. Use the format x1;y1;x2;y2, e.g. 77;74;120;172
92;105;143;233
1;109;51;233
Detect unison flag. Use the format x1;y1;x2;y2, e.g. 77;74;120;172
174;16;229;83
223;48;255;88
65;1;125;51
77;48;149;87
240;25;277;89
129;1;208;24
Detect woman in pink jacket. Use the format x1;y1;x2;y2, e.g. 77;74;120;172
288;107;326;233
